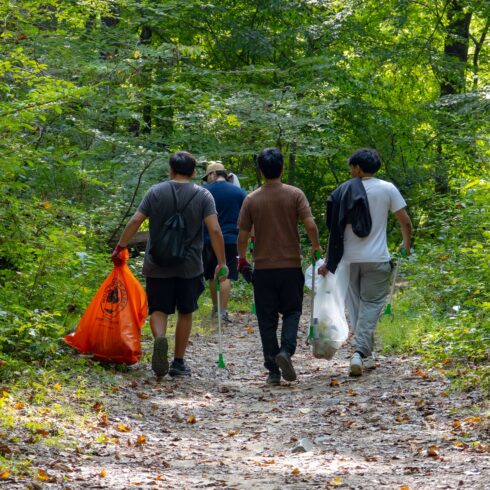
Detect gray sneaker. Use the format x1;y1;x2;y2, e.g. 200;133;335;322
349;352;363;377
151;336;169;377
221;311;232;323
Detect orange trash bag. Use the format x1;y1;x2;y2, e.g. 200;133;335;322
64;249;147;364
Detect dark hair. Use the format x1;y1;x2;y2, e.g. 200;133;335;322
216;170;228;179
169;151;196;176
257;148;283;179
348;148;381;174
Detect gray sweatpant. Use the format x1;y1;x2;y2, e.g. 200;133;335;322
346;261;392;357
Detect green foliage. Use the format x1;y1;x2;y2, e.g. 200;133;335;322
0;1;489;393
378;180;490;393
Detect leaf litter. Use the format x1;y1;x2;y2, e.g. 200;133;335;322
1;302;489;489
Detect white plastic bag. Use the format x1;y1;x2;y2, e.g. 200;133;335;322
311;262;350;359
304;259;324;291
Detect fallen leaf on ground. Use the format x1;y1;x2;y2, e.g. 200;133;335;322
117;423;131;432
135;435;146;445
187;415;196;424
414;368;428;378
37;469;54;482
427;445;439;458
292;468;300;475
247;327;254;334
228;430;239;437
330;379;340;387
329;476;342;486
0;471;10;479
14;402;25;410
137;392;150;399
400;486;410;490
100;468;107;477
92;402;103;412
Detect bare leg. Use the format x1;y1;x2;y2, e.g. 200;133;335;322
209;280;218;310
150;311;168;338
210;279;231;312
174;312;193;358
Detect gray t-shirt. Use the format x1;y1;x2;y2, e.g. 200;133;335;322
138;181;216;278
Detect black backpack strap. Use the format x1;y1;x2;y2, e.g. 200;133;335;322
178;186;200;213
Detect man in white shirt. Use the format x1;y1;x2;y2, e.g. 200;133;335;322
319;148;412;376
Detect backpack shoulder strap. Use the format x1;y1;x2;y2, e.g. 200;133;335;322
178;186;200;213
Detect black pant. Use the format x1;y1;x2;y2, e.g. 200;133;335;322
253;268;304;373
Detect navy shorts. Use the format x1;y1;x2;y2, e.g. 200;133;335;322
202;243;238;281
146;275;205;315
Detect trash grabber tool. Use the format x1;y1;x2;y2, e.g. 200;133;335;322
384;247;407;319
307;250;322;343
216;266;228;369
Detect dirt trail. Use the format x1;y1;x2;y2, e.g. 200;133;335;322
5;306;489;489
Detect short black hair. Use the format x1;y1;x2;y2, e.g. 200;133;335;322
215;170;228;178
169;151;196;176
348;148;381;174
257;148;283;179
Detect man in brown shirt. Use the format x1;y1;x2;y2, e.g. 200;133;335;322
237;148;321;385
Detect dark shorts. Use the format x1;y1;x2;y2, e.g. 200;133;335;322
146;275;205;315
202;243;238;281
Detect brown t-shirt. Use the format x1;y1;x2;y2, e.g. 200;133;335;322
238;182;313;269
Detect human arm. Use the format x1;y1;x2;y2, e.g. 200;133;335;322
112;211;147;264
116;211;147;247
237;229;250;259
204;213;228;279
394;208;412;256
237;229;253;282
302;216;322;257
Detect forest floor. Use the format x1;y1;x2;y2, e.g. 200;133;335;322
2;302;489;490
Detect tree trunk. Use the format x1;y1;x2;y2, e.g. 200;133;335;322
435;0;472;194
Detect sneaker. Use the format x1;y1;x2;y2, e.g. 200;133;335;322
221;311;232;323
349;352;363;377
275;350;297;382
266;371;281;385
169;360;192;377
151;336;169;377
363;355;376;370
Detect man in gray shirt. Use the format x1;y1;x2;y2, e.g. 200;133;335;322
112;151;228;377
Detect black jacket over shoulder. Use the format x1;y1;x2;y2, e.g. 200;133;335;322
326;177;372;273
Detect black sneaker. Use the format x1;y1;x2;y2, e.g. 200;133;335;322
151;336;169;377
275;350;297;382
169;361;192;377
266;371;281;385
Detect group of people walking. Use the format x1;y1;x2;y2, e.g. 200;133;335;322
112;147;411;383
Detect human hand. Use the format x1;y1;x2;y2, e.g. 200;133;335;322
398;243;410;257
238;258;253;283
214;264;229;282
317;263;328;276
312;248;322;263
111;244;127;266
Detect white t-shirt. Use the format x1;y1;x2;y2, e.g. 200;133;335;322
342;178;406;263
